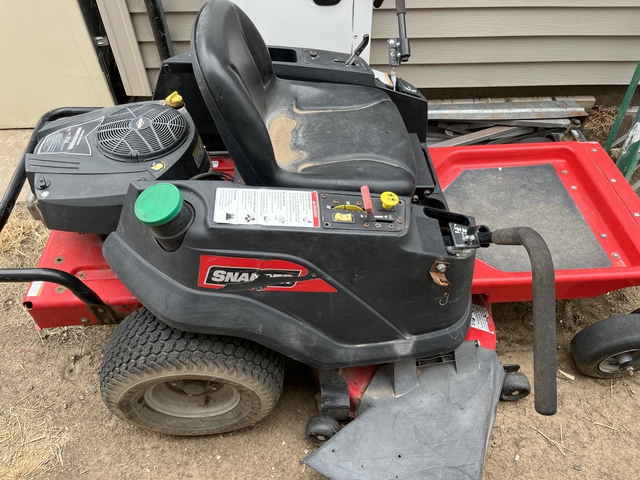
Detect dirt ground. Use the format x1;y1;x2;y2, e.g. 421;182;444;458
2;120;640;479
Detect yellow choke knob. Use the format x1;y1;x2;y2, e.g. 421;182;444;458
165;91;184;108
380;191;399;209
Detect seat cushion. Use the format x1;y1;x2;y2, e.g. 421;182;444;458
192;0;417;195
264;80;417;195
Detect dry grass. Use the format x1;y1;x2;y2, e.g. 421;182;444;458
0;204;59;477
0;203;48;312
0;206;71;479
582;106;618;145
0;203;47;263
0;398;70;479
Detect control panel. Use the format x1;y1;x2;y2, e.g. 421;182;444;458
319;188;406;232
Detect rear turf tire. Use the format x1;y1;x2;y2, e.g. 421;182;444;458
570;314;640;379
100;308;284;436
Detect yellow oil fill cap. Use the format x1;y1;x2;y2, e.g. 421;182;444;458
165;91;184;108
380;191;399;209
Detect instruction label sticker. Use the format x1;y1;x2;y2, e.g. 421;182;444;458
192;136;206;168
37;117;104;156
214;188;320;228
470;305;492;333
26;281;45;297
372;68;393;87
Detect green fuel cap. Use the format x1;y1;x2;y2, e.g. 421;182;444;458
134;183;183;227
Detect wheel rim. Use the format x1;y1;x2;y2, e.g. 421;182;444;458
598;349;640;374
143;379;241;418
501;390;527;401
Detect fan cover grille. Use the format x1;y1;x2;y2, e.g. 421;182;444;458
96;104;188;162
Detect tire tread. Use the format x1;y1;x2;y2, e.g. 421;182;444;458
570;313;640;378
100;308;284;435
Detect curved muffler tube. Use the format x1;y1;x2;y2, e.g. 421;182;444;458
485;227;557;415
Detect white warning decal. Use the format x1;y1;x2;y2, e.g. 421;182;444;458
470;305;492;333
213;188;320;228
37;117;104;156
26;281;45;297
372;68;394;87
192;136;206;168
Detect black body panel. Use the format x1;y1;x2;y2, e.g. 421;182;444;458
103;181;476;368
153;52;219;138
304;342;504;479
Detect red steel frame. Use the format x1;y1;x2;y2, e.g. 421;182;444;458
430;142;640;303
24;231;141;329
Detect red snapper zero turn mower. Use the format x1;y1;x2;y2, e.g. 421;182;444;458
3;1;640;478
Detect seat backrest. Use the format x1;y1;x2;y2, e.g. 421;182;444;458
192;0;278;185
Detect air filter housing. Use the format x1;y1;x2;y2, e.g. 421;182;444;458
25;101;209;234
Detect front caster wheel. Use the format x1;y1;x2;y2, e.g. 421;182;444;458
500;371;531;401
100;308;284;436
570;314;640;378
305;415;341;446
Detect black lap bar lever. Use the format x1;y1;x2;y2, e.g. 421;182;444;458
479;226;557;415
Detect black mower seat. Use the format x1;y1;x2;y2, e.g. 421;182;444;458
191;0;417;195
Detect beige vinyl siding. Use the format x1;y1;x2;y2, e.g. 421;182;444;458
116;0;640;93
128;8;196;89
371;1;640;88
0;0;113;127
98;0;152;97
372;8;640;38
369;37;640;64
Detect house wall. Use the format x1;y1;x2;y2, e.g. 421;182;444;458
372;0;640;89
0;0;113;128
103;0;640;96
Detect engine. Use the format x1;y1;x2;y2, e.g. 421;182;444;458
25;101;209;234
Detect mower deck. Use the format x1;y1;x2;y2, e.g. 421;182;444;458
430;142;640;302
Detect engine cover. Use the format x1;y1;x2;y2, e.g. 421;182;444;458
26;102;209;234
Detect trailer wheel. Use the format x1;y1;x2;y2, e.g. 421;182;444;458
305;415;341;446
570;314;640;378
500;372;531;401
100;308;284;436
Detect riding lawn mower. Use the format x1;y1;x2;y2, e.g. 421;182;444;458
3;1;640;478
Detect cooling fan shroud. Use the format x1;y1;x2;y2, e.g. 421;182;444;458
96;104;189;162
